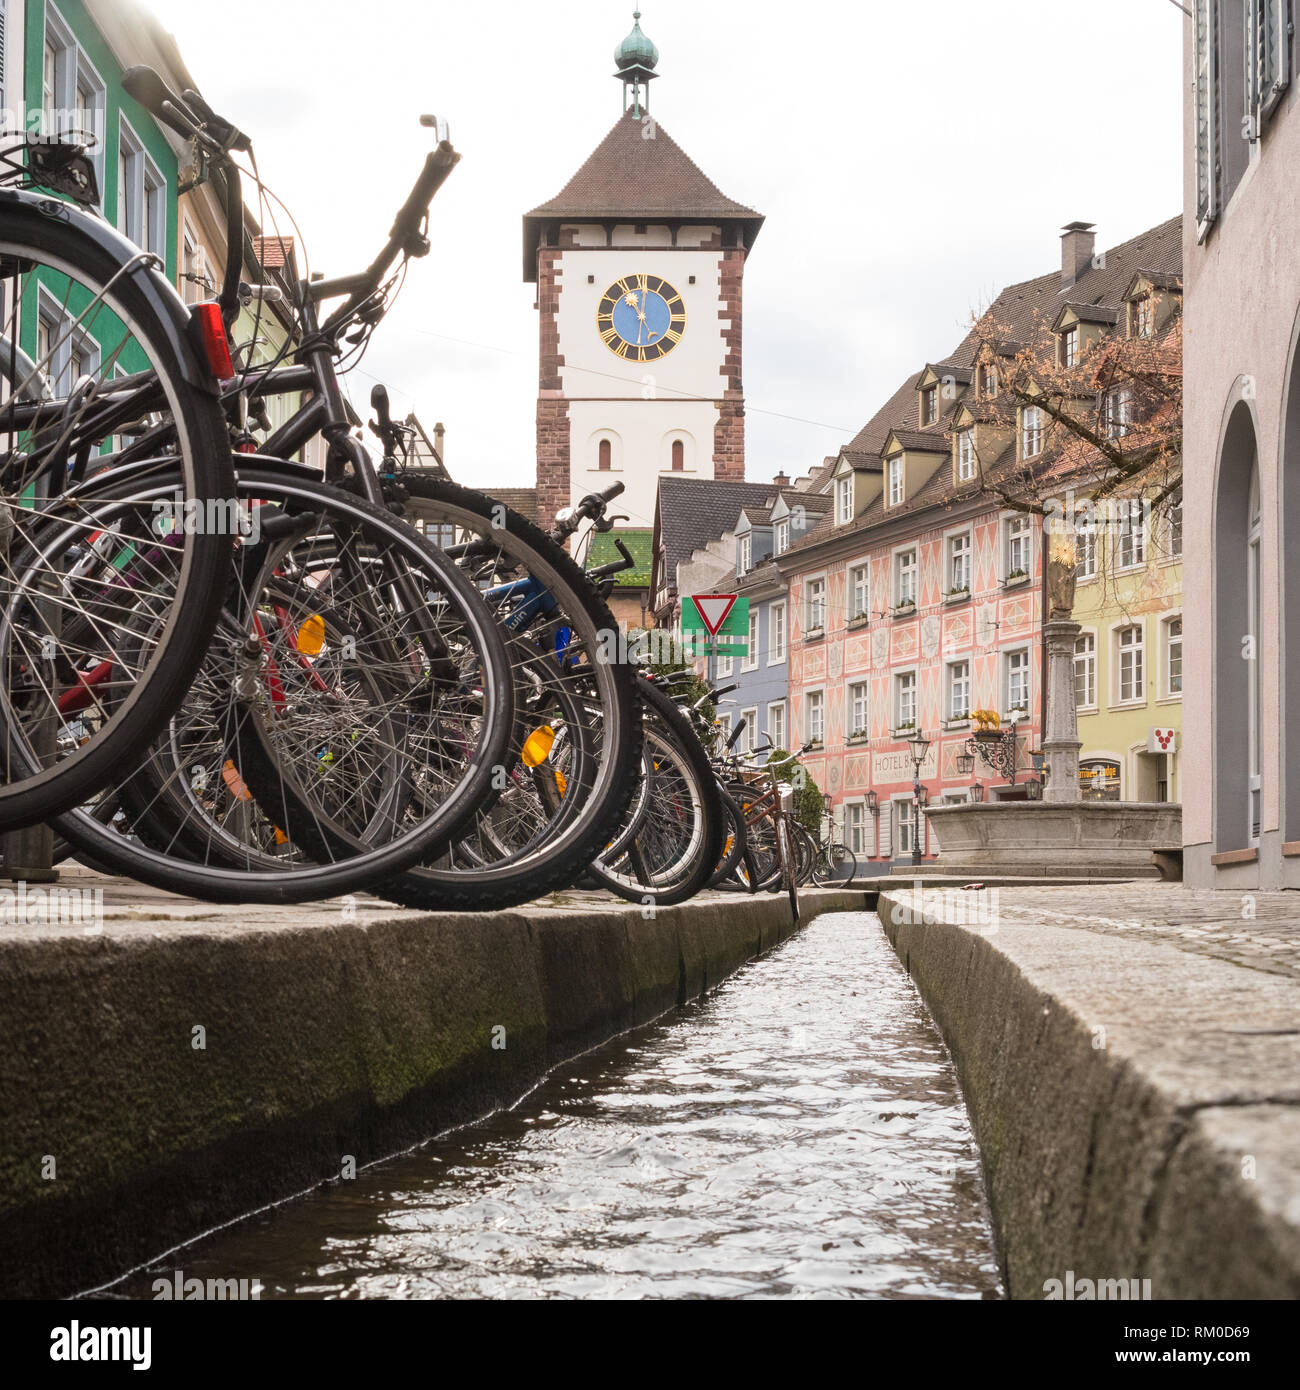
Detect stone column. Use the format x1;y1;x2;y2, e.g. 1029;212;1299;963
1042;618;1082;803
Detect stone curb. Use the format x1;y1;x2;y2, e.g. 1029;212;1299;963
0;888;868;1299
878;887;1300;1300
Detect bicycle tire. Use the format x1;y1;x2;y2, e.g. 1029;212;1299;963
0;196;233;828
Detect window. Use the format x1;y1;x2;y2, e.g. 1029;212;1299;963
42;11;105;199
717;712;732;743
1132;296;1155;338
1077;521;1097;580
738;533;752;576
181;223;207;305
768;700;786;750
849;681;869;737
836;474;853;524
845;802;866;856
1167;493;1183;558
887;455;904;506
895;671;917;730
598;438;612;471
671;439;685;471
895;549;917;607
1117;624;1145;702
956;429;975;481
948;661;970;720
742;609;759;672
38;294;99;395
1080;758;1122;801
805;690;825;745
769;601;786;663
1061;326;1078;367
921;385;937;425
849;563;870;620
1005;649;1030;716
1166;617;1183;696
774;518;790;555
980;364;998;399
895;798;915;857
1074;633;1097;707
741;708;757;753
717;650;733;679
1117;502;1146;569
117;121;165;256
1248;472;1261;842
1021;406;1044;458
805;578;826;631
1006;515;1031;579
947;532;971;594
1103;387;1132;440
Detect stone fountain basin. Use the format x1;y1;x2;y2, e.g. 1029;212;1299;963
922;801;1181;879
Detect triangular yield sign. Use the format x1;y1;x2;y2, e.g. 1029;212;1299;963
693;594;737;637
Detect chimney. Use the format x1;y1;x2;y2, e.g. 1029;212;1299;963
433;421;445;463
1061;222;1096;284
773;470;790;488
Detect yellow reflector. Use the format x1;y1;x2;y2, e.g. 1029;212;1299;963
296;614;326;656
554;769;568;798
521;724;556;768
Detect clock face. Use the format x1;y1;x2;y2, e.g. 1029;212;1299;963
597;274;686;361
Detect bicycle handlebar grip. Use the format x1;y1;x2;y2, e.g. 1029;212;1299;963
726;718;747;752
371;383;393;430
600;481;626;502
390;143;461;241
122;67;200;143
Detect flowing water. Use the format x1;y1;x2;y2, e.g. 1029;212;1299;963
108;911;1002;1300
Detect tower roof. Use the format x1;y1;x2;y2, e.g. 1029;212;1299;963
523;116;764;280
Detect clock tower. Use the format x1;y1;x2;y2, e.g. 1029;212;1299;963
523;10;764;530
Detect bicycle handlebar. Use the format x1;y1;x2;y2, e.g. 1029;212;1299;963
725;718;747;752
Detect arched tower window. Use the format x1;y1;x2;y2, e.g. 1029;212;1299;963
598;438;612;472
671;440;684;472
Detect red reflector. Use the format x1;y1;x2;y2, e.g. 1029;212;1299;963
193;302;235;381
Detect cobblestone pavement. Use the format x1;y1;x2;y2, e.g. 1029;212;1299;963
973;882;1300;979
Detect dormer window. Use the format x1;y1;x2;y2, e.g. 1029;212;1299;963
738;534;752;575
980;365;998;399
921;385;938;426
1131;296;1155;338
887;455;904;506
1021;406;1044;459
774;518;790;555
1060;326;1078;368
835;475;853;525
956;429;975;482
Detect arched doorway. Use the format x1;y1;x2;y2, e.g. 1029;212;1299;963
1213;400;1260;854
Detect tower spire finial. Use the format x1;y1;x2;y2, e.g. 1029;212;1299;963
614;8;659;118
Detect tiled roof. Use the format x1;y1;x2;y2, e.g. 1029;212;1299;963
779;214;1183;559
488;487;540;523
653;477;775;595
523;116;763;278
254;236;295;269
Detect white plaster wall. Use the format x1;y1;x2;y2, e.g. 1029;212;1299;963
569;398;719;529
554;247;729;402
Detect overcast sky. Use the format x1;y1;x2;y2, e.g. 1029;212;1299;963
148;0;1186;491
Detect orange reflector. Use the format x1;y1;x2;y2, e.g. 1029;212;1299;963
296;614;326;657
221;760;250;801
193;301;235;381
554;769;568;798
521;724;556;768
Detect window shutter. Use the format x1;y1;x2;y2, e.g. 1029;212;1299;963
1194;0;1220;240
1259;0;1291;124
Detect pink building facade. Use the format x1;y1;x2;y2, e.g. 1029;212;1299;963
781;495;1042;868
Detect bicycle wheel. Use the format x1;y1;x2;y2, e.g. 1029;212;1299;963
587;677;723;907
777;815;799;923
362;475;643;910
51;469;512;902
707;786;748;888
0;192;234;828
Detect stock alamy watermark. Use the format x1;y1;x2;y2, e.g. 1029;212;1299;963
151;1268;262;1300
1043;1270;1152;1300
887;879;1000;934
50;1322;151;1371
0;882;103;928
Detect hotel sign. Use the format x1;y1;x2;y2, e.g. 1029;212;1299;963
873;747;939;782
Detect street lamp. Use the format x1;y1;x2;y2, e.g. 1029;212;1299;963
1026;777;1043;801
865;790;879;817
972;782;986;803
822;792;833;815
956;750;974;777
908;732;931;868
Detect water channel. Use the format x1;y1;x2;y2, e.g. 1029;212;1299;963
108;911;1003;1299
